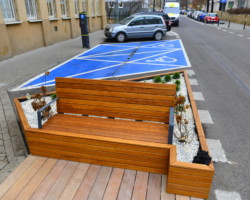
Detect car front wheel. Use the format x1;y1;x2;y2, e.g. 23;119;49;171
154;31;163;41
116;32;126;42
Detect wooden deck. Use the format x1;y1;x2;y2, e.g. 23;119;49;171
0;155;203;200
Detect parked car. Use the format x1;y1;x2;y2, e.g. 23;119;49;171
104;14;167;42
198;12;207;22
193;11;202;20
204;13;219;23
180;9;186;15
137;12;172;31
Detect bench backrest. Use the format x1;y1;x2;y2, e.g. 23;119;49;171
56;77;176;123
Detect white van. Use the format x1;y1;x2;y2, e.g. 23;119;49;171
163;2;180;26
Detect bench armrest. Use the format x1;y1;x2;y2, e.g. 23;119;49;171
168;107;175;144
37;97;58;129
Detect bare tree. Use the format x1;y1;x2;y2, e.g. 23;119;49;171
127;0;144;15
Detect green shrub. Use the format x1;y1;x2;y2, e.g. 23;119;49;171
50;93;57;100
175;80;181;86
164;74;172;82
153;76;162;83
176;85;180;91
172;72;180;79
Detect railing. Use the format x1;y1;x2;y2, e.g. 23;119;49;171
37;97;58;129
168;107;174;144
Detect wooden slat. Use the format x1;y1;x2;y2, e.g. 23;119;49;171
168;177;211;188
28;141;168;165
44;161;78;200
57;88;176;102
0;155;37;199
1;157;47;200
168;172;213;183
57;107;169;123
146;173;162;200
30;160;68;200
168;183;210;194
56;77;176;90
117;169;136;200
27;136;168;160
26;129;172;151
49;114;169;135
73;165;101;200
29;146;167;169
58;98;170;112
14;98;30;129
103;168;125;200
58;163;90;200
42;123;168;144
169;166;213;177
88;166;113;200
56;82;176;96
131;171;149;200
161;175;175;200
15;158;57;200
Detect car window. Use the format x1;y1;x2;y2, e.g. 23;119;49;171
120;16;134;25
130;17;144;26
144;16;163;25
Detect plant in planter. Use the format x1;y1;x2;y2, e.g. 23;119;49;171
153;76;162;83
174;95;193;143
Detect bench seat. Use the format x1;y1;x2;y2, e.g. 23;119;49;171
43;114;169;144
27;77;176;174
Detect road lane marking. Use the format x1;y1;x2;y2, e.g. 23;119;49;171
237;34;244;37
192;92;205;101
189;79;198;85
198;110;213;124
207;139;227;162
187;70;195;76
229;32;235;34
215;190;241;200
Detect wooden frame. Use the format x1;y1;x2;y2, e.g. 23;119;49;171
125;70;214;199
14;71;214;199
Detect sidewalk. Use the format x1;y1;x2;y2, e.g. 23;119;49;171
0;30;106;183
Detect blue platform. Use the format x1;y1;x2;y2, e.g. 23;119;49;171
15;39;191;90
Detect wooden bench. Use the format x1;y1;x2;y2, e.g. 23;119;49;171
25;77;177;174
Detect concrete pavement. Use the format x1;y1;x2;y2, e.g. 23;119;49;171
0;30;106;183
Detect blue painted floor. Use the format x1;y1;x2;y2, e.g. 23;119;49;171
15;40;191;90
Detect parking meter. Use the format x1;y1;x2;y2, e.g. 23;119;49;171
79;12;90;48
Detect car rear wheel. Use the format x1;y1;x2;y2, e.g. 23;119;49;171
116;32;126;42
154;31;163;41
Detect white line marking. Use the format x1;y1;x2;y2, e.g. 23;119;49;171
229;32;235;34
192;92;205;101
237;34;244;37
222;29;227;32
189;79;198;85
198;110;213;124
207;139;227;162
0;83;7;88
186;70;195;76
248;37;250;39
217;27;221;30
215;190;241;200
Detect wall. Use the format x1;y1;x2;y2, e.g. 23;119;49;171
0;0;107;61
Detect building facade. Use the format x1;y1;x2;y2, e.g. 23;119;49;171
0;0;107;61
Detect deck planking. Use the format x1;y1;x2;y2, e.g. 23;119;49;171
0;155;204;200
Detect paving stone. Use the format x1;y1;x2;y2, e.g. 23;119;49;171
10;135;27;157
192;92;205;101
198;110;214;124
0;161;8;170
3;139;15;161
0;145;5;154
189;79;198;85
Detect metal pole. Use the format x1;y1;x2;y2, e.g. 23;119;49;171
153;0;156;11
228;20;230;28
115;0;119;23
243;21;246;30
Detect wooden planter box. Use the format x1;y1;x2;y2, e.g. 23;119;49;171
14;71;214;199
126;70;214;199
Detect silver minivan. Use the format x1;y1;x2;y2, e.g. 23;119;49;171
104;14;167;42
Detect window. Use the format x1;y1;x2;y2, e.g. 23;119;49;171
96;0;101;15
108;2;115;8
47;0;56;19
74;0;79;17
91;0;95;16
119;2;123;8
0;0;16;22
130;17;144;26
60;0;68;17
25;0;38;20
82;0;87;11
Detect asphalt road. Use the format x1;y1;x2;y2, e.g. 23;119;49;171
173;16;250;199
